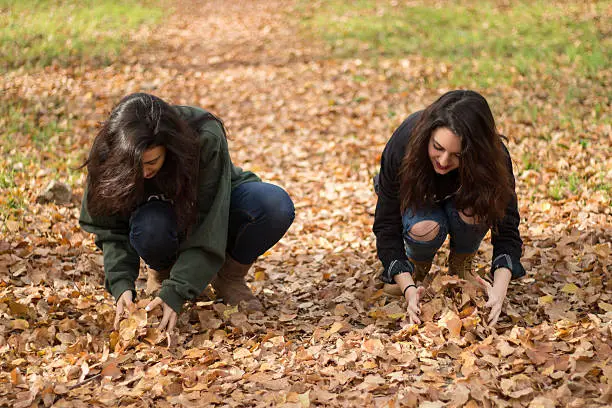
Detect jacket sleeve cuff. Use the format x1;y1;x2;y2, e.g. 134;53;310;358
490;254;526;280
159;285;186;313
381;259;414;284
110;280;136;302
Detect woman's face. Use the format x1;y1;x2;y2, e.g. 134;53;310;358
428;127;461;175
142;145;166;179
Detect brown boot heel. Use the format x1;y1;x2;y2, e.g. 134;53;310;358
211;256;263;311
448;251;476;279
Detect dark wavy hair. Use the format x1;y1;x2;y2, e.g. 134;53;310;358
399;90;514;226
83;93;204;231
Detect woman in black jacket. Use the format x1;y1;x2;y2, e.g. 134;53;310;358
373;90;525;327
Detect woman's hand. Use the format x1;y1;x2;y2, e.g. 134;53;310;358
394;271;425;324
404;285;426;324
145;297;178;333
476;267;512;326
114;290;135;330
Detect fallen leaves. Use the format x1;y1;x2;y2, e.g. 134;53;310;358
0;0;610;407
118;309;147;342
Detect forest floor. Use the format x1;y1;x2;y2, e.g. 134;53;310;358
0;1;610;407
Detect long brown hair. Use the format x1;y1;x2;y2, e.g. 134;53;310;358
83;93;203;231
399;90;514;226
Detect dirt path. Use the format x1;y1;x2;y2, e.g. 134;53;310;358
1;1;610;407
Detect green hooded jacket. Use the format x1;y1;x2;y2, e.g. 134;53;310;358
79;106;261;312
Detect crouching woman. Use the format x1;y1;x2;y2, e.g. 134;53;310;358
373;90;525;327
80;93;294;335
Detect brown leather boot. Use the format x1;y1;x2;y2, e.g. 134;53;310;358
411;259;433;283
211;256;263;311
382;259;433;296
448;251;476;279
146;267;170;295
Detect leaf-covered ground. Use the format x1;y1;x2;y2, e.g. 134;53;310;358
1;1;610;407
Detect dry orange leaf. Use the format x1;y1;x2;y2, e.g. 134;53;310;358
100;362;122;379
10;368;24;385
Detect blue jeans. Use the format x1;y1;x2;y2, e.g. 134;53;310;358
129;182;295;270
402;200;489;262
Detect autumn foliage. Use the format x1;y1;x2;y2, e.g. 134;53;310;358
0;0;610;407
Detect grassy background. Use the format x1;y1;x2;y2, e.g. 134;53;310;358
0;0;165;218
303;0;610;129
305;0;609;87
0;0;164;71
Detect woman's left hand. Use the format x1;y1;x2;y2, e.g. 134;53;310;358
476;267;511;326
145;297;178;333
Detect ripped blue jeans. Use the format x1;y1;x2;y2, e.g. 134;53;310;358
402;200;489;261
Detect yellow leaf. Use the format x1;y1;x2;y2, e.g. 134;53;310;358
254;271;267;281
598;302;612;312
542;363;555;376
183;348;208;359
143;328;165;345
328;321;343;335
593;243;611;260
362;360;378;369
223;305;239;319
8;301;30;317
298;390;310;408
233;347;251;360
109;331;119;351
368;309;387;319
117;309;147;341
561;283;579;294
439;310;462;338
539;295;554;305
10;319;29;330
118;318;138;341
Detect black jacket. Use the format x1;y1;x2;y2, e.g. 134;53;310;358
373;111;525;282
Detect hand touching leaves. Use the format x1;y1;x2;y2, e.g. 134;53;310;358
476;267;512;327
114;290;135;330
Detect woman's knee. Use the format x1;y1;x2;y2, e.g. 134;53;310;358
407;220;441;242
258;186;295;229
129;202;178;258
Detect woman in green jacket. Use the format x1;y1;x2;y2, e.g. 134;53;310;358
80;93;294;334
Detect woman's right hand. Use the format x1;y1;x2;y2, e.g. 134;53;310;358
404;285;425;324
393;271;425;325
114;290;135;330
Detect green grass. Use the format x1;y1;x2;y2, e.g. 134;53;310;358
593;176;611;194
1;101;71;151
305;0;610;87
6;196;26;211
0;0;165;71
0;0;166;216
548;179;566;201
0;168;16;189
547;173;601;200
521;153;541;172
567;173;582;195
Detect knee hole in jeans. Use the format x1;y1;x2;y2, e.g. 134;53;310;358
407;220;440;242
